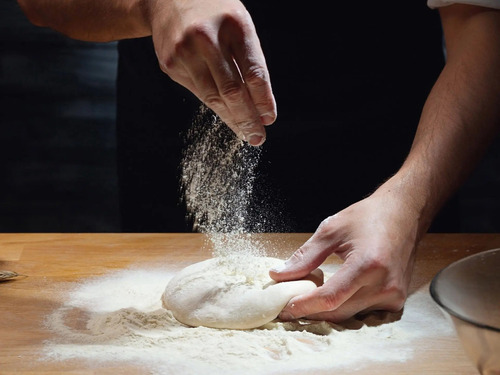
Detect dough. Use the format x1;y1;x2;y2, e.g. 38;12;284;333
162;256;320;329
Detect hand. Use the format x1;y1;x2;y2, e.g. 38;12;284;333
148;0;276;146
269;181;424;323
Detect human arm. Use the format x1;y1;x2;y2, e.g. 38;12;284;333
270;4;500;322
17;0;276;145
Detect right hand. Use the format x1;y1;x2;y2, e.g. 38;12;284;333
269;177;426;323
148;0;276;146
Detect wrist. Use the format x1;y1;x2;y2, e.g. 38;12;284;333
372;172;438;239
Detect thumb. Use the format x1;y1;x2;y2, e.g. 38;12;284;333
269;234;333;282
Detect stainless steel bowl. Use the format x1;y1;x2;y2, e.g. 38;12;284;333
430;248;500;375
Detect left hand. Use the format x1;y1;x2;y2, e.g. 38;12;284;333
149;0;276;146
269;180;424;322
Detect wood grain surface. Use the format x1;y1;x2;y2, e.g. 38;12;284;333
1;233;498;374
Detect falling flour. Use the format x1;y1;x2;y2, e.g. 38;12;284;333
180;105;280;256
181;105;261;234
42;266;454;374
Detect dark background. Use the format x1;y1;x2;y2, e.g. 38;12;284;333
1;2;499;233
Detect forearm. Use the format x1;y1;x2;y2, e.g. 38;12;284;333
381;5;500;235
17;0;151;42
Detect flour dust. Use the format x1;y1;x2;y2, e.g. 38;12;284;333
180;105;282;257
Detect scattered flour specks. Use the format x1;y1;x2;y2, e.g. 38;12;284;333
42;267;454;375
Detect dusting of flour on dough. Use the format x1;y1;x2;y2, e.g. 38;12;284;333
42;267;454;375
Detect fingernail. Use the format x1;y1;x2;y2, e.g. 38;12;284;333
260;113;275;125
279;311;295;321
248;133;265;146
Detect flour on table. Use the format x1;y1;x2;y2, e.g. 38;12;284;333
162;256;318;329
42;266;454;375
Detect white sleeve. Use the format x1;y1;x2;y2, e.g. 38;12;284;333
428;0;500;9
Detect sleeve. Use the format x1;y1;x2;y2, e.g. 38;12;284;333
428;0;500;8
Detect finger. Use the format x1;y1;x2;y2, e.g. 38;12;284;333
270;220;341;282
304;289;405;323
278;262;363;320
179;54;235;128
208;56;266;145
194;34;266;145
156;38;236;135
280;261;407;323
303;288;385;323
269;244;325;282
229;28;276;126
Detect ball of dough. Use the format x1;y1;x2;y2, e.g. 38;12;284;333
162;256;319;329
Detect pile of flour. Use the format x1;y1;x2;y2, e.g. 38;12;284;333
42;266;454;374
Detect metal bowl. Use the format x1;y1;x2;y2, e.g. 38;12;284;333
430;248;500;375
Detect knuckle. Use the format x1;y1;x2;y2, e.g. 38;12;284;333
382;284;407;311
220;9;251;31
185;22;214;43
290;247;308;264
243;65;269;87
362;256;389;276
202;93;225;110
233;119;258;133
219;82;245;104
171;22;217;55
317;216;333;232
292;247;306;261
158;61;169;75
156;43;187;75
315;215;338;238
318;291;341;312
158;54;176;73
155;44;176;74
172;39;188;58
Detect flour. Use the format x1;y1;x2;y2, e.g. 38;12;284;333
180;105;283;257
180;106;262;235
42;266;454;374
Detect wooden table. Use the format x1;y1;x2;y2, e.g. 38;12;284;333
1;233;498;374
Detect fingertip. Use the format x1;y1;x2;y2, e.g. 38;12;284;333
269;271;283;282
279;298;298;321
260;112;276;126
279;291;318;321
247;133;265;146
279;310;295;321
269;261;287;274
269;261;293;282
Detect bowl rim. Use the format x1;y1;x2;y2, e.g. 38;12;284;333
429;247;500;333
